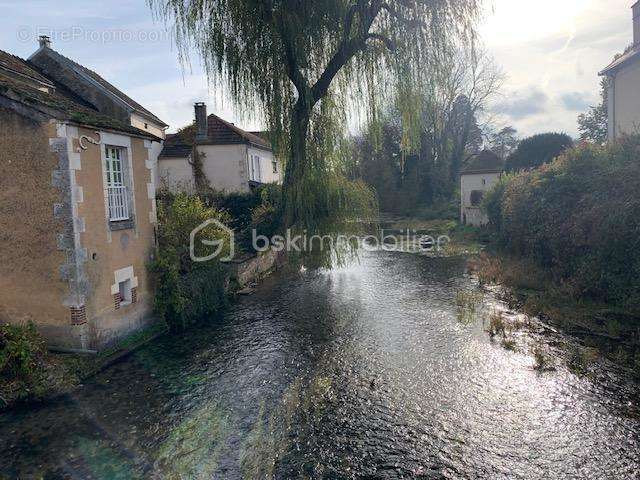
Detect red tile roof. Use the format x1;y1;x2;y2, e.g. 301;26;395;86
0;50;53;87
203;114;271;149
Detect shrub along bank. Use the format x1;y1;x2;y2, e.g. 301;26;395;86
481;137;640;373
150;193;231;331
151;186;282;331
0;322;81;407
484;136;640;310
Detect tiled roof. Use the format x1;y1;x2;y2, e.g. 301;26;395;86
600;46;640;75
203;114;271;149
461;150;503;174
159;133;193;158
29;46;168;127
0;50;53;87
0;50;158;139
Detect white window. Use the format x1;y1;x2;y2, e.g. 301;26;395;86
105;146;130;221
248;154;262;182
118;279;132;306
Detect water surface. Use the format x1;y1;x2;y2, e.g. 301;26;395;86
1;251;639;479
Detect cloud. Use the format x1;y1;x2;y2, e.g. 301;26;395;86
492;88;549;120
560;92;594;112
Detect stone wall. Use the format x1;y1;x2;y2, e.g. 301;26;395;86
225;249;285;288
0;109;72;343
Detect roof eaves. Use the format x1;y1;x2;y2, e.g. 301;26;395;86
599;47;640;76
132;108;169;128
460;169;503;176
0;79;160;141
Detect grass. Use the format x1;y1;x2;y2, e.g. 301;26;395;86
532;346;555;372
486;311;507;338
566;345;600;376
455;289;483;324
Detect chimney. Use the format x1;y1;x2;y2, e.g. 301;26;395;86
634;1;640;45
194;102;208;141
38;35;51;49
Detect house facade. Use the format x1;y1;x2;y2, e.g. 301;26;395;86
0;42;165;350
158;103;281;193
600;2;640;140
460;150;503;227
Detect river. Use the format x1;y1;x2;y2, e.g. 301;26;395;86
1;251;639;479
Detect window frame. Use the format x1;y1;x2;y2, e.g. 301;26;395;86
104;145;131;223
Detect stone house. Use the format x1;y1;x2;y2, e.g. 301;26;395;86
158;103;281;193
460;150;503;227
600;1;640;140
0;41;166;350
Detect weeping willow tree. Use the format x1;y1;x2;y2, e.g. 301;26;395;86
149;0;482;250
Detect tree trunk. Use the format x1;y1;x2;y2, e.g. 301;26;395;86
282;98;312;228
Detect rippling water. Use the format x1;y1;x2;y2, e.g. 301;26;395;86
1;251;639;479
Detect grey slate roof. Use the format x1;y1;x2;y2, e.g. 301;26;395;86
29;45;168;127
0;49;158;139
461;150;503;174
159;133;193;158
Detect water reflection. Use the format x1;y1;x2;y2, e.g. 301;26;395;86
1;251;639;479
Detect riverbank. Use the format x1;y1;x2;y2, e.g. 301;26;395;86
382;211;640;379
470;251;640;378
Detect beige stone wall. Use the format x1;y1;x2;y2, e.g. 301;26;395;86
0;108;159;349
130;113;166;140
0;110;69;332
73;127;157;347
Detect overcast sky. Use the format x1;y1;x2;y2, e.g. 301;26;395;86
1;0;635;137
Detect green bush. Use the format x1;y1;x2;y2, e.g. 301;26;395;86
150;193;231;330
0;322;45;381
0;322;74;405
198;184;283;252
481;174;511;234
251;183;283;241
484;136;640;309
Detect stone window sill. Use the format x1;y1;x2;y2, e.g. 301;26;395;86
110;218;135;231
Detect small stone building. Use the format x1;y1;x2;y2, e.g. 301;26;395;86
0;39;165;350
460;150;503;227
158;103;281;193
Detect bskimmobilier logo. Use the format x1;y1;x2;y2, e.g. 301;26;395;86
190;219;235;263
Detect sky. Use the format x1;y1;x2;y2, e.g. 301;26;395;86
0;0;635;137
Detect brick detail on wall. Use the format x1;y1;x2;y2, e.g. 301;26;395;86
114;292;122;310
70;305;87;325
131;287;138;304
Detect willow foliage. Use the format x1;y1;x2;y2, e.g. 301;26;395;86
150;0;482;260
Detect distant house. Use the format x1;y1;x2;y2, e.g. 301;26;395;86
460;150;503;227
600;2;640;140
0;39;166;350
158;103;281;193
